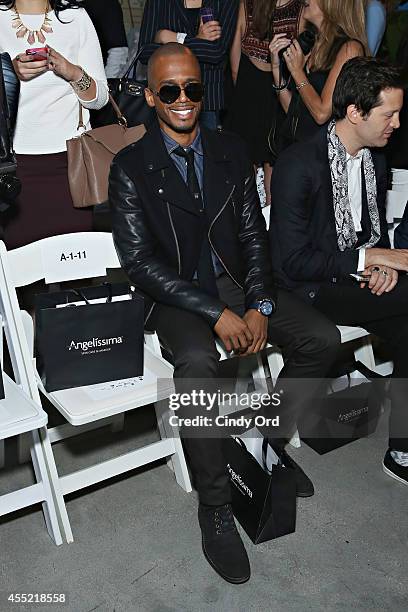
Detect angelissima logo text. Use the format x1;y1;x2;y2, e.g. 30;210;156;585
68;337;124;351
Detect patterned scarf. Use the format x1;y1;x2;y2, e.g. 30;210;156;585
327;120;380;252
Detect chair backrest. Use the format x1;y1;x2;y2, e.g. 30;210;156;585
6;232;121;288
0;233;121;402
0;243;40;401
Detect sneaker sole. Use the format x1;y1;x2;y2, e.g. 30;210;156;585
383;464;408;486
202;538;250;585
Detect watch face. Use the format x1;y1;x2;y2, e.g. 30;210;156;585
260;301;274;316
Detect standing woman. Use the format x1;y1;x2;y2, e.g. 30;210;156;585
270;0;369;151
138;0;239;130
0;0;108;249
227;0;305;206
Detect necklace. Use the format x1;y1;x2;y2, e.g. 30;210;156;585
12;2;53;45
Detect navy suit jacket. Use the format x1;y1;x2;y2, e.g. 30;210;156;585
269;127;390;303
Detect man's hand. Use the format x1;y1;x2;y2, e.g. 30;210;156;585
360;266;398;295
197;19;221;41
214;308;253;354
240;309;268;356
364;248;408;272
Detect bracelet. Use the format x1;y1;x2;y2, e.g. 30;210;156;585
296;80;310;90
70;68;92;93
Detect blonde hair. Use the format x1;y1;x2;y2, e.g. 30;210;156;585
310;0;370;71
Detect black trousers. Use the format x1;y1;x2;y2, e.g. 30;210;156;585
314;276;408;453
149;274;340;506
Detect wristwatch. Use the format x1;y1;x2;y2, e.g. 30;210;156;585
249;299;275;317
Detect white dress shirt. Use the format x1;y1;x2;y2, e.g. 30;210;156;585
346;151;366;272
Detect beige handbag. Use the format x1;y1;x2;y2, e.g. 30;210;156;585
67;95;146;208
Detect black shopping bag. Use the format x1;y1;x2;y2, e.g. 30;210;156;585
224;434;296;544
35;283;144;392
299;361;385;455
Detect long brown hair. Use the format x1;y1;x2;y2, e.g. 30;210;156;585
252;0;278;40
311;0;370;71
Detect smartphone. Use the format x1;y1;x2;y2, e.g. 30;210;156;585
26;47;48;60
200;7;214;23
350;274;372;283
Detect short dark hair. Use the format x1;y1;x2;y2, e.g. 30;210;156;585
332;57;404;120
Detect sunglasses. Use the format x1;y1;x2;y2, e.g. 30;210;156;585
154;82;204;104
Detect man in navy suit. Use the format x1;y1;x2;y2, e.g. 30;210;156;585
270;57;408;489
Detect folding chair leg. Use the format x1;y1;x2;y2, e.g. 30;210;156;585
110;413;125;433
29;428;65;545
266;348;284;386
36;427;73;544
253;353;269;393
18;432;31;464
289;430;301;448
234;359;251;395
0;440;4;469
154;399;192;493
354;337;376;371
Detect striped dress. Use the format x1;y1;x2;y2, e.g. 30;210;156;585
138;0;238;111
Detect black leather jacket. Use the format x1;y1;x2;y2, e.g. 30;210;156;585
109;120;277;327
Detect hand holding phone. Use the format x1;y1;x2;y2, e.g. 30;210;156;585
197;8;221;41
200;7;214;23
350;274;372;283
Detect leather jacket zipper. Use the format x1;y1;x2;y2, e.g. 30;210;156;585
167;202;181;274
145;203;181;327
208;185;243;290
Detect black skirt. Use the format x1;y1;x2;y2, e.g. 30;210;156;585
3;151;93;250
225;53;284;165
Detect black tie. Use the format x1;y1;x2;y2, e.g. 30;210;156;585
174;146;218;297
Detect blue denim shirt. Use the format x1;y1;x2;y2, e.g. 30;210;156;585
161;129;223;277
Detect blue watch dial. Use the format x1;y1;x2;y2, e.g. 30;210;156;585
260;301;274;316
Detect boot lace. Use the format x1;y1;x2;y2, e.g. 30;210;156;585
214;505;237;535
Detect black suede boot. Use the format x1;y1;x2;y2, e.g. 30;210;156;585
198;503;250;584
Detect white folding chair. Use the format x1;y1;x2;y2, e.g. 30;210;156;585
0;233;191;543
0;294;62;545
0;381;61;539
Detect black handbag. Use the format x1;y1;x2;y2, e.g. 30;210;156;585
90;47;154;129
0;52;19;132
0;53;21;211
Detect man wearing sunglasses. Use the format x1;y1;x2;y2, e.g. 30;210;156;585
109;43;340;584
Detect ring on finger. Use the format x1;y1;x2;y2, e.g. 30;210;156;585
381;270;388;276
